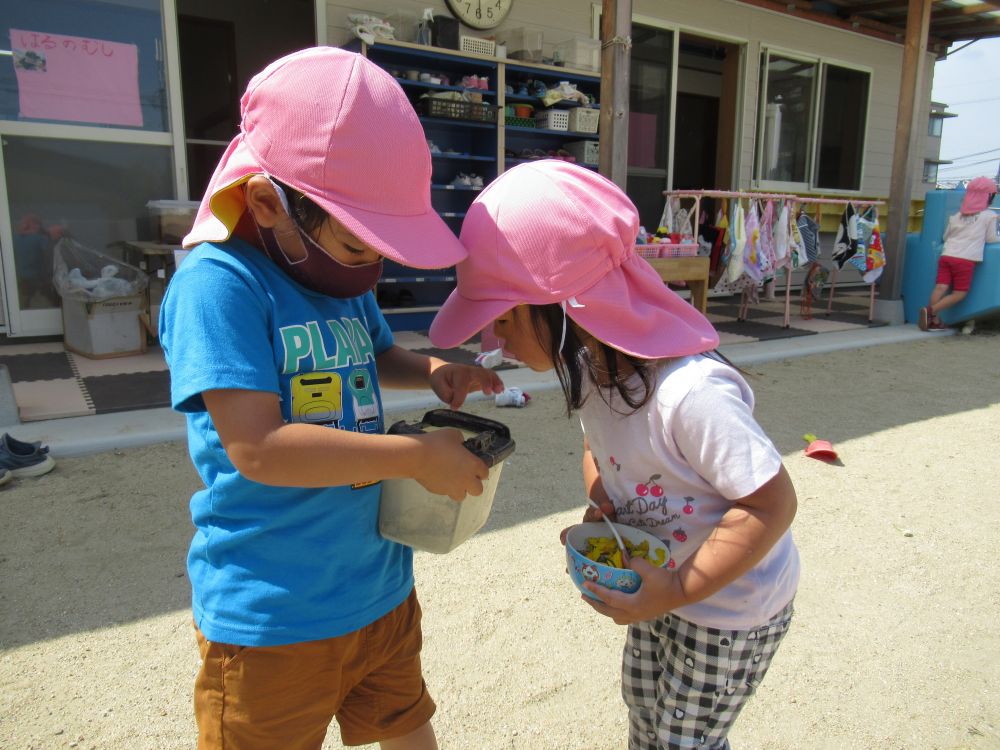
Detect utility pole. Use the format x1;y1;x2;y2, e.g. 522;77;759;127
598;0;632;190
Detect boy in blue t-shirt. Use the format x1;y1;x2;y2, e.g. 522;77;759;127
160;48;503;750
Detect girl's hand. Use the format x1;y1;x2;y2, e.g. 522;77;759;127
430;363;505;409
581;558;689;625
411;427;490;500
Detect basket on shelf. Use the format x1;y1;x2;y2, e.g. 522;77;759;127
634;245;661;259
419;97;497;123
568;107;600;134
534;109;569;131
504;116;536;128
460;36;496;56
658;243;700;257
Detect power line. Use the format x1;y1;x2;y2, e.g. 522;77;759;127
937;157;1000;172
946;96;1000;106
942;146;1000;163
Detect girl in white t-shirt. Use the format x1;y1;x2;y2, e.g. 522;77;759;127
430;160;800;750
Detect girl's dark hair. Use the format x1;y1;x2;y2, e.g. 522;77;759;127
528;304;656;417
528;304;746;418
272;178;328;234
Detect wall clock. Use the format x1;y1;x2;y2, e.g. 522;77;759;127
444;0;513;30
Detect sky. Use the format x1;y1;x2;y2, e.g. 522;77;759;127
930;35;1000;185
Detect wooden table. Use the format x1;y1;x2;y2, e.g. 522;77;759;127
646;256;711;313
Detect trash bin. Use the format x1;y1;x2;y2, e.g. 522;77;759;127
53;238;148;359
379;410;516;554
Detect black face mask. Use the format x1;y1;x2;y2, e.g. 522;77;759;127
255;220;382;298
253;178;382;298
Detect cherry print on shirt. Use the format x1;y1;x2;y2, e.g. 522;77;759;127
682;496;695;514
672;528;687;543
635;474;663;497
667;558;676;569
609;455;621;471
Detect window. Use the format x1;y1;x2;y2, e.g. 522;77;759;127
626;25;675;231
3;136;173;312
755;52;870;191
1;0;168;131
928;117;943;138
923;161;938;184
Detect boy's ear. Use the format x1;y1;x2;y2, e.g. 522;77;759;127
244;175;286;229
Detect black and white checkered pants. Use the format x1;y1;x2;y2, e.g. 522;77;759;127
622;599;794;750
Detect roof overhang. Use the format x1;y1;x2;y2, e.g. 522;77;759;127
731;0;1000;51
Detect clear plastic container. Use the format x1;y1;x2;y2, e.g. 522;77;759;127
379;410;515;554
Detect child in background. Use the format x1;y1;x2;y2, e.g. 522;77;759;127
430;160;799;750
920;176;998;331
159;48;503;750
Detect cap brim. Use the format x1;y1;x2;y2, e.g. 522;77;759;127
429;290;515;348
431;255;719;358
319;199;467;270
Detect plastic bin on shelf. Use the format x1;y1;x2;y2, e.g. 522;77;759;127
564;139;599;164
554;37;601;71
505;27;543;62
146;200;199;245
535;109;569;131
567;106;599;134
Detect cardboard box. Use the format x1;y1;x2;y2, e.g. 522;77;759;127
62;294;146;359
146;200;199;245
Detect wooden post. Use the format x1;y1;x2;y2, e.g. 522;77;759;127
882;0;932;301
599;0;631;190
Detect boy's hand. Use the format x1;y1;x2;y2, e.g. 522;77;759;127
412;427;490;500
430;363;505;409
581;558;689;625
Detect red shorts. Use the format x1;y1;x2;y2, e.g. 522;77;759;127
936;255;977;292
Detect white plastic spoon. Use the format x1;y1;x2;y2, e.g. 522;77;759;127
586;498;629;566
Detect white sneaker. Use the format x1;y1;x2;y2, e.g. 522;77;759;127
495;387;529;407
961;320;976;335
451;174;472;188
469;174;484;189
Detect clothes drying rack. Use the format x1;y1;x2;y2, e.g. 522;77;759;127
662;190;886;328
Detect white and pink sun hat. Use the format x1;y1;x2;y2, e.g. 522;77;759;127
429;160;719;359
960;176;998;215
183;46;466;270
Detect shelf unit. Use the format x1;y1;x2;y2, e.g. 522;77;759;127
351;39;600;331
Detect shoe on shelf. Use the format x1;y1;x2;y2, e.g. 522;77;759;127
0;433;55;478
451;173;472;188
426;140;442;155
469;174;484;189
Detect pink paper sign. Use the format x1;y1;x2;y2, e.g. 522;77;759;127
10;29;143;128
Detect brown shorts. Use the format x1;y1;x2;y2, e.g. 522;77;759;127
193;589;435;749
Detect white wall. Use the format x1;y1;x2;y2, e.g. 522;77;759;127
324;0;936;200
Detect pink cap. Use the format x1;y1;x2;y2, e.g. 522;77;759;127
960;176;998;214
429;160;719;359
183;47;466;269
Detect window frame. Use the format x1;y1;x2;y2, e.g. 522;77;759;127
753;46;872;195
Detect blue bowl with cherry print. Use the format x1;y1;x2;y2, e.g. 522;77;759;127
565;522;670;601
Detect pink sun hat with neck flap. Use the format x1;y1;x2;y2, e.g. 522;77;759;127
960;176;998;214
429;160;719;359
182;46;466;270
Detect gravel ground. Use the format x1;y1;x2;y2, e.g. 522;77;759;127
2;330;999;750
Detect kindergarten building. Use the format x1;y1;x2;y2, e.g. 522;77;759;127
1;0;998;338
